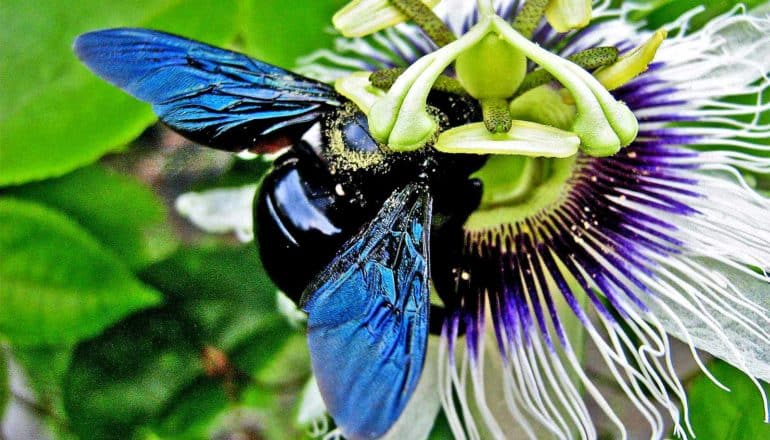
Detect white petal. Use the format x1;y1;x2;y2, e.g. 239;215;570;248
175;184;257;242
631;171;770;384
276;290;307;328
381;337;442;440
296;376;329;438
645;260;770;383
610;169;770;420
653;10;770;99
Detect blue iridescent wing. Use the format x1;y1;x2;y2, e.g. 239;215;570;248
301;184;432;440
74;28;341;152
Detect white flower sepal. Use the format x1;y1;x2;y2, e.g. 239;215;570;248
175;184;258;242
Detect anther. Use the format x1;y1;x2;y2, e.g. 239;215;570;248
391;0;456;47
370;67;468;96
512;0;549;39
594;29;667;91
515;46;619;96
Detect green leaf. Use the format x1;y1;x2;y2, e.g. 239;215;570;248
0;198;161;345
0;0;240;186
0;348;8;418
685;360;770;439
140;245;280;351
63;310;300;440
251;333;310;387
239;0;348;69
428;411;454;439
148;324;302;440
8;165;177;269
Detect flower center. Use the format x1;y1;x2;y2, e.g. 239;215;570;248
465;155;576;231
331;0;668;232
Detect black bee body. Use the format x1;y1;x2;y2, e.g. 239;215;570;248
76;28;487;435
255;93;486;317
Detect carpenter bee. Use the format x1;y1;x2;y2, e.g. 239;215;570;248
75;29;484;439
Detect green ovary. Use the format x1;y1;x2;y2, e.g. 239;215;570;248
464;81;579;231
467;154;576;231
455;34;527;99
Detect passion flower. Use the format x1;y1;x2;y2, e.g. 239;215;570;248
77;0;770;439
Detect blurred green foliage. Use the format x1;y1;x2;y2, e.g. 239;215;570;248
10;166;175;269
0;0;343;437
0;0;346;187
685;360;770;439
0;0;768;439
0;351;7;418
0;198;161;345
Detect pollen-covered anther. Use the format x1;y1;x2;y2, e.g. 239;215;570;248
434;120;579;157
332;0;440;38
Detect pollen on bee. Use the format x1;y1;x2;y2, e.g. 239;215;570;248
335;183;346;196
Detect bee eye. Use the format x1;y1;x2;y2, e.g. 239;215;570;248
340;111;380;155
322;102;387;173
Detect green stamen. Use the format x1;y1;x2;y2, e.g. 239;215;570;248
516;47;619;96
335;72;386;114
512;0;549;39
370;67;468;95
369;19;490;150
481;98;513;133
476;0;495;17
366;5;646;155
434;120;579;157
391;0;456;47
